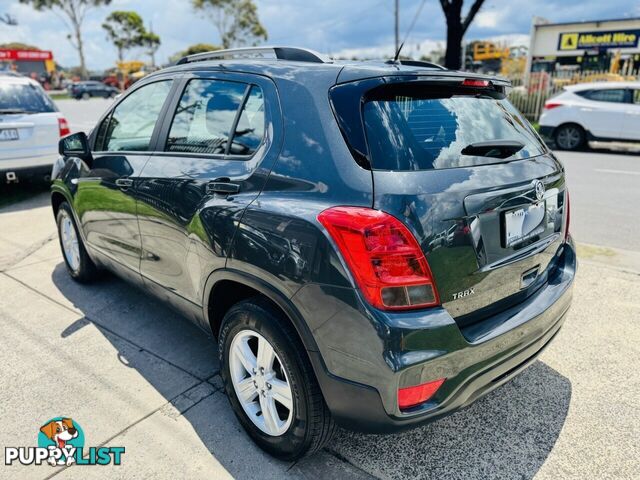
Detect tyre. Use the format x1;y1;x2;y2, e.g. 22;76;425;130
56;202;99;282
554;124;585;151
109;91;117;98
219;298;335;460
81;92;90;100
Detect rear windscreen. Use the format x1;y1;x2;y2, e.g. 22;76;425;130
363;85;545;170
0;82;57;113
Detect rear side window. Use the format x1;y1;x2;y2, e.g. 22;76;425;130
101;80;172;152
577;89;628;103
0;82;56;113
166;79;264;156
362;85;545;170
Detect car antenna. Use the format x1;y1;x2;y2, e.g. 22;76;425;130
391;0;427;63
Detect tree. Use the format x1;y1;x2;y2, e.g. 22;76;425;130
170;43;221;63
19;0;112;79
438;0;484;70
142;31;161;67
0;43;39;50
102;11;148;62
192;0;267;49
0;13;18;25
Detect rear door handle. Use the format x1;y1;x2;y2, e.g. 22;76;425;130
206;180;240;195
115;178;133;189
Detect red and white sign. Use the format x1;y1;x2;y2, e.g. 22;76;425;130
0;49;53;61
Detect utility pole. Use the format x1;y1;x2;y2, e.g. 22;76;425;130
149;21;156;68
394;0;399;54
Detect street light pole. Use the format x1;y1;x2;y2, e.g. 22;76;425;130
394;0;399;54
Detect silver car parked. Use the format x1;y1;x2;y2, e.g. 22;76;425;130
1;74;69;183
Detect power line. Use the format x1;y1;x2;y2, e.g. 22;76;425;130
394;0;427;60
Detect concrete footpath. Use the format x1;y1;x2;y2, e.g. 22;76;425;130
0;193;638;479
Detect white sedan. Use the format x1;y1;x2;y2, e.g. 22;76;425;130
1;74;70;183
539;81;640;150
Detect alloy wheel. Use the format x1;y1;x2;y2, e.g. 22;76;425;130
60;211;80;272
556;126;582;150
229;330;294;436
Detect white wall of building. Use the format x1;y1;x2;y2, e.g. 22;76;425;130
531;18;640;57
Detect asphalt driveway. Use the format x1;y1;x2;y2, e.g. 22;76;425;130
0;192;638;479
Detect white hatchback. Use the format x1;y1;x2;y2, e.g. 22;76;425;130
539;81;640;150
0;74;69;183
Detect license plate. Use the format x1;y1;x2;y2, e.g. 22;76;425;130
504;202;546;247
0;128;19;141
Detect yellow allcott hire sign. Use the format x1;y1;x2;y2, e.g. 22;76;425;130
558;29;640;51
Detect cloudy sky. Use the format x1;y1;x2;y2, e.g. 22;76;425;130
1;0;639;70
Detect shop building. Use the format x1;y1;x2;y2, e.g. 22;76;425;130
524;16;640;81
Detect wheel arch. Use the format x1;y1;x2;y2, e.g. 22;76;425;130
554;121;587;133
203;269;320;354
51;190;67;218
50;187;89;245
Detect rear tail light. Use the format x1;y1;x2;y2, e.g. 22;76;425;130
398;378;445;409
564;189;570;242
544;102;563;110
58;117;70;137
461;78;489;87
317;206;440;310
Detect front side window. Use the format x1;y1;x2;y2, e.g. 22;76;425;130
101;80;172;152
166;79;248;155
632;89;640;104
582;89;628;103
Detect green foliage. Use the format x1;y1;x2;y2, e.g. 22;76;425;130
142;32;161;56
102;10;154;61
192;0;267;49
185;43;221;56
169;43;221;63
19;0;110;10
0;42;40;50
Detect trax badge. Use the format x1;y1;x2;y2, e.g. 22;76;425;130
453;288;475;300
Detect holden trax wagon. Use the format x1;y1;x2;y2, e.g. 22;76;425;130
51;47;575;460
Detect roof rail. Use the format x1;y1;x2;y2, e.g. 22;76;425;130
176;46;331;65
385;59;447;70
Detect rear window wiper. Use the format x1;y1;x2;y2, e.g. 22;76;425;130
461;140;524;159
0;108;29;114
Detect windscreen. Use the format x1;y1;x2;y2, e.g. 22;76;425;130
0;82;57;113
363;85;545;170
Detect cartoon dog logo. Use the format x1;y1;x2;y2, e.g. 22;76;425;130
39;418;78;466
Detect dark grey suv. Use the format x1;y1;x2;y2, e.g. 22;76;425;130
51;47;575;460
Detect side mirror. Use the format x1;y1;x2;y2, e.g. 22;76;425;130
59;132;92;163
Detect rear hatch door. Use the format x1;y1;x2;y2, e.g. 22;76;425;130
0;80;59;161
333;75;568;324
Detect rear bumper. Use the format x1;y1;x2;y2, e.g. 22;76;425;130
303;239;576;433
1;152;56;171
1;163;53;182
